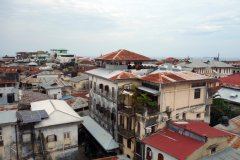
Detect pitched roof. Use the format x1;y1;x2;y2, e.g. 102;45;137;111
141;71;212;83
219;74;240;87
31;100;83;128
200;147;240;160
217;87;240;104
170;121;231;138
141;129;205;160
95;49;153;61
64;97;88;110
178;59;233;68
69;75;89;82
71;92;89;100
20;90;53;104
211;86;222;93
0;80;17;84
109;72;139;80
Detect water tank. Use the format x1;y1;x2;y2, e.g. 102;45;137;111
7;93;15;103
221;116;229;126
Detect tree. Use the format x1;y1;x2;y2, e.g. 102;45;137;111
54;53;57;59
210;92;240;126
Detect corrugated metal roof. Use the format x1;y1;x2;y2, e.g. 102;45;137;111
178;59;233;68
141;71;213;83
20;90;53;104
200;147;240;160
82;116;119;151
69;75;89;82
0;80;17;84
31;100;83;128
71;92;89;100
64;97;88;110
170;121;231;138
219;74;240;89
86;68;123;80
141;129;205;160
0;110;17;124
37;70;63;75
137;86;160;96
217;87;240;104
95;49;154;61
109;72;139;80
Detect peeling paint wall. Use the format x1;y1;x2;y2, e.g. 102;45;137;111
47;88;62;99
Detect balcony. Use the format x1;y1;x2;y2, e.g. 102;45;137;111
118;104;135;116
146;115;160;127
147;105;160;115
118;124;135;139
93;89;116;103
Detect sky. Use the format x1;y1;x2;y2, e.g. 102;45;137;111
0;0;240;59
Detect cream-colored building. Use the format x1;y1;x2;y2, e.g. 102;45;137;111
66;75;89;92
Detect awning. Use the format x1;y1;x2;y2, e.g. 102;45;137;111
137;86;160;96
120;90;134;96
82;116;119;151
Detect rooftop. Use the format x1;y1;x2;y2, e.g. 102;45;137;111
109;72;139;80
31;100;83;128
170;121;231;138
68;74;89;82
71;92;89;100
217;87;240;104
178;59;233;68
141;71;213;84
219;74;240;88
200;147;240;160
95;49;154;61
141;129;205;160
0;110;17;124
20;90;53;104
64;97;88;110
0;80;17;84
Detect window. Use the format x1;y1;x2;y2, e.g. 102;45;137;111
64;132;70;139
151;126;155;133
53;94;57;99
0;93;2;98
137;122;141;133
194;89;201;99
197;113;201;118
94;82;96;90
0;128;2;140
192;83;205;87
105;85;109;92
99;84;103;92
74;84;76;87
127;139;131;149
176;114;179;119
118;135;123;144
136;142;141;154
158;153;164;160
146;147;152;160
47;135;57;142
90;80;92;89
22;133;31;143
120;115;123;125
112;87;115;98
183;113;186;119
211;148;216;154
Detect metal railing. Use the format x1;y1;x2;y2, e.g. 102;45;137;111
93;89;116;103
118;124;135;139
118;104;135;116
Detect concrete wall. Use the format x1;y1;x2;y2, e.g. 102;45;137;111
47;88;62;99
69;80;89;91
186;136;228;160
0;87;18;100
144;144;176;160
122;137;135;159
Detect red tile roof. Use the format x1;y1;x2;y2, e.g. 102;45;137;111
170;121;231;138
165;57;177;61
71;92;89;100
140;72;212;83
219;74;240;86
142;129;205;160
109;72;139;80
0;80;17;84
95;49;153;61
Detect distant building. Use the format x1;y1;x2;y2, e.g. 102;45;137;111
164;57;178;64
67;74;89;91
177;59;234;78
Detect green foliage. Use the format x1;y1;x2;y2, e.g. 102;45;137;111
118;92;126;104
54;53;57;59
210;92;240;126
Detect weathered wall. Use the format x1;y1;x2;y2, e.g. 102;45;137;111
122;137;135;160
47;88;62;99
186;136;228;160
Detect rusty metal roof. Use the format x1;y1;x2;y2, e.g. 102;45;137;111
64;97;88;110
95;49;154;61
0;80;17;84
140;71;213;83
109;72;139;80
20;90;53;104
71;92;89;99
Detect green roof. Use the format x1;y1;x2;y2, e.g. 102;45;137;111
39;55;50;57
56;53;73;55
29;51;37;53
57;48;68;51
50;48;58;50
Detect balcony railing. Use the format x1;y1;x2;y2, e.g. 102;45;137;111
118;124;134;139
146;115;159;127
118;104;135;116
147;105;160;115
93;89;116;103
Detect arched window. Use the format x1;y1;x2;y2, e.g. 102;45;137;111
99;84;103;92
158;153;164;160
137;122;141;133
146;147;152;160
127;155;130;159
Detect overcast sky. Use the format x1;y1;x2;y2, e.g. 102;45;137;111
0;0;240;58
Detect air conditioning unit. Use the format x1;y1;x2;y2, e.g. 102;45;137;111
146;128;152;133
167;107;173;112
129;84;133;89
162;116;168;122
124;85;130;90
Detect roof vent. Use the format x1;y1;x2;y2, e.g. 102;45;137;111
230;93;238;98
